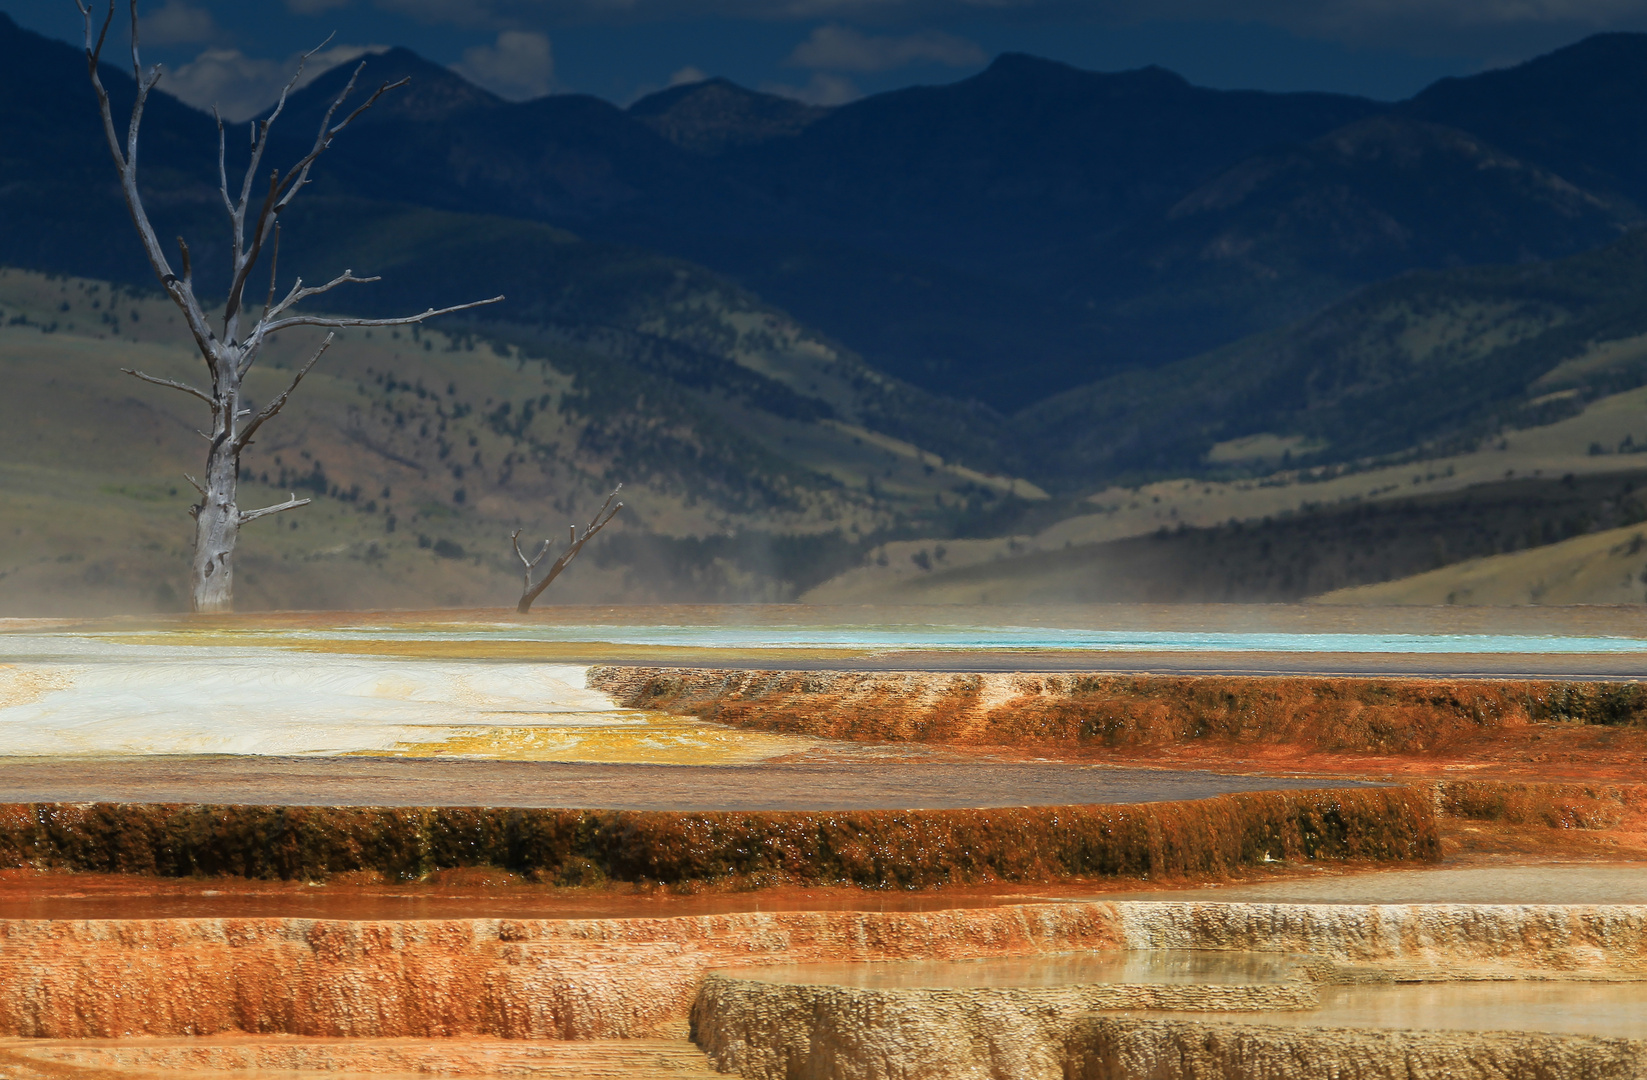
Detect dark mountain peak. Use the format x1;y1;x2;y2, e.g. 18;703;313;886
279;47;500;129
629;77;828;155
1404;32;1647;204
628;76;741;116
1416;31;1647;101
980;52;1190;93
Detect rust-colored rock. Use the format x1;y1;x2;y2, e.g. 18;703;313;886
3;901;1642;1041
592;667;1647;778
1073;1018;1647;1080
0;1037;721;1079
0;904;1126;1040
0;787;1437;886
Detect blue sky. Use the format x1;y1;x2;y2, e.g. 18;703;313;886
11;0;1647;118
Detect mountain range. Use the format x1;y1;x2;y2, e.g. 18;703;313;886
274;33;1647;414
8;12;1647;430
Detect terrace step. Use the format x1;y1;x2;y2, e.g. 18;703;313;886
0;1038;724;1078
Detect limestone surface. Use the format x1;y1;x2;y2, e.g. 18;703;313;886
3;901;1643;1042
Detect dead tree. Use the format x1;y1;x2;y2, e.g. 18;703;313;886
77;1;502;613
511;487;623;613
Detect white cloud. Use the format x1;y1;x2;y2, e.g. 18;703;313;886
162;44;390;122
452;30;555;100
762;71;863;104
669;65;710;86
787;24;986;70
138;0;217;46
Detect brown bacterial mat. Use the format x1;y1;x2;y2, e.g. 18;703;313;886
0;757;1373;809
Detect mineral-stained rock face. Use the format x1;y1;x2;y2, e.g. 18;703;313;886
590;667;1647;757
1116;901;1647;974
697;980;1647;1080
692;974;1323;1080
1072;1019;1647;1080
0;787;1438;887
0;904;1127;1040
2;902;1643;1041
3;1038;724;1079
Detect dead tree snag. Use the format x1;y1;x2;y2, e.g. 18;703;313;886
511;486;623;613
76;1;502;612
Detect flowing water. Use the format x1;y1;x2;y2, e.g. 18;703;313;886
1098;864;1647;905
1131;980;1647;1037
722;950;1647;1038
720;950;1305;989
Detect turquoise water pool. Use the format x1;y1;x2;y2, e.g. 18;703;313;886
313;623;1647;654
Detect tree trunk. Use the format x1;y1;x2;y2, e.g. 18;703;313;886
191;439;240;613
78;7;501;614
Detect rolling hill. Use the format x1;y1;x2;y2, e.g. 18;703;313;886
0;266;1053;614
808;361;1647;605
1017;227;1647;484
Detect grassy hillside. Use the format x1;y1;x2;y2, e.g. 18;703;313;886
1019;228;1647;486
1315;524;1647;606
809;375;1647;604
806;471;1647;605
0;268;1048;615
262;199;1021;479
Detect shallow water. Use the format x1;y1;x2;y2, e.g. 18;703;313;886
724;950;1647;1038
719;950;1304;989
1098;864;1647;906
1131;980;1647;1037
71;622;1647;654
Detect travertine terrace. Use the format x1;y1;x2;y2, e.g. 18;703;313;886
592;666;1647;779
3;900;1645;1076
1;610;1645;1076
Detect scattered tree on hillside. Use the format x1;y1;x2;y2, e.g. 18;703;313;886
76;1;501;612
510;487;623;613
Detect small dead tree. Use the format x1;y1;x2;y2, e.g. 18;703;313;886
511;487;623;613
77;1;502;612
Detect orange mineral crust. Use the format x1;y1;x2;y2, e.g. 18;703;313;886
0;904;1128;1040
595;668;1647;780
4;898;1646;1041
0;787;1436;886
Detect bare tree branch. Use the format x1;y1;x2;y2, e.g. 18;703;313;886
217;34;335;337
258;296;505;340
233;32;330;229
121;367;215;407
224;62;407;332
516;486;623;614
510;528;553;601
183;473;207;497
213;107;234;220
262;269;382;323
76;1;219;363
511;528;552;569
262;223;282;320
239;494;311;525
234;333;332;449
